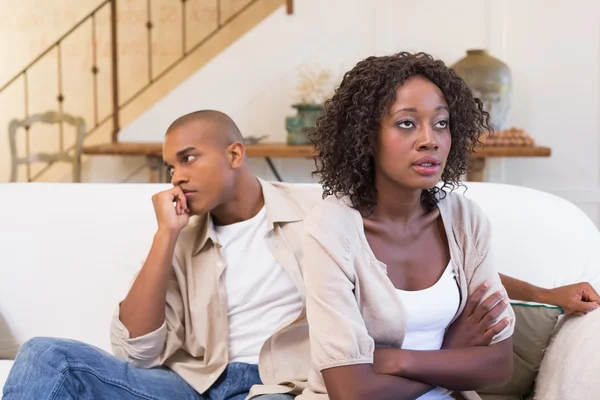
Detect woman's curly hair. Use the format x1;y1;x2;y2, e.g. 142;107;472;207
309;52;492;215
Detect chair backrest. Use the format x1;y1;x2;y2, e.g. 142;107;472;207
8;111;86;182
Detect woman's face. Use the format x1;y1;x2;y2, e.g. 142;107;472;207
375;75;452;191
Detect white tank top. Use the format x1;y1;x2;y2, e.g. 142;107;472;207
396;262;460;400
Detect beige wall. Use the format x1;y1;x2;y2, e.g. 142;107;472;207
4;0;600;229
1;0;98;181
117;0;600;227
0;0;241;182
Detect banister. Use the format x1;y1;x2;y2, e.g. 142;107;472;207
110;0;120;142
0;0;112;94
3;0;293;182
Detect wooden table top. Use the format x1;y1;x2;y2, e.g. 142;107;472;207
83;142;551;159
82;142;317;157
83;142;163;157
471;145;551;158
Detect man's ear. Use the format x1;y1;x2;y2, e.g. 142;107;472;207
227;142;245;168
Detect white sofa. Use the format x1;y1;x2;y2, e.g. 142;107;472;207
1;181;599;397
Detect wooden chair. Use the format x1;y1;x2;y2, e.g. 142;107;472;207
8;111;86;182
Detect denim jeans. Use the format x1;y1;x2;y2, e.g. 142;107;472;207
3;337;296;400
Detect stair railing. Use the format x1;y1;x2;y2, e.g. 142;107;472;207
1;0;293;182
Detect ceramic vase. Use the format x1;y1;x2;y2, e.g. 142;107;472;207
285;103;324;145
451;49;512;131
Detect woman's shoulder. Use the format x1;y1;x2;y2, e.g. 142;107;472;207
304;194;362;235
306;194;358;220
302;195;365;269
438;188;491;239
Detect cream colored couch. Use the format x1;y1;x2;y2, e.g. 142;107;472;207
1;182;599;397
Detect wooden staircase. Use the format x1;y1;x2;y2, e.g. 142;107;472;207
1;0;293;182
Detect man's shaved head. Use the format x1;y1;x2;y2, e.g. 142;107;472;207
166;110;243;146
162;110;250;215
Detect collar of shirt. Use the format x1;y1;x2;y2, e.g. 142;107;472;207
190;178;304;257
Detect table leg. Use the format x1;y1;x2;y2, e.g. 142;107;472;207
467;158;486;182
147;155;162;183
265;157;283;182
159;162;170;183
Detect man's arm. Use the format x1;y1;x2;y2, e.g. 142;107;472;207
119;230;179;337
498;273;546;304
499;273;600;315
119;187;190;338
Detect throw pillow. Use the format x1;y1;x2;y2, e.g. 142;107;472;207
0;312;19;359
478;302;562;399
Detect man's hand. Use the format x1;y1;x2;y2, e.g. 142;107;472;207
119;187;189;338
152;186;190;233
442;282;510;349
540;282;600;316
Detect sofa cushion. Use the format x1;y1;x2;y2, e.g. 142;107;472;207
535;309;600;399
0;313;19;359
478;303;562;398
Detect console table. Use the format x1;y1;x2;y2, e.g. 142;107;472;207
83;142;551;183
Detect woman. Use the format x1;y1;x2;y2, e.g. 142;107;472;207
298;52;515;400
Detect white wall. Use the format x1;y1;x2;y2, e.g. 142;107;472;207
86;0;600;226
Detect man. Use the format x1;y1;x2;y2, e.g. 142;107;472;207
3;110;320;400
500;275;600;316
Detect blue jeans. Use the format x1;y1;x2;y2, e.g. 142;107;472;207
3;337;296;400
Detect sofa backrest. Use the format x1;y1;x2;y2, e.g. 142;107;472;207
0;183;170;352
0;181;598;353
458;182;600;291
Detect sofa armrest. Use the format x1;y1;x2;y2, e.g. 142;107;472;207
535;310;600;399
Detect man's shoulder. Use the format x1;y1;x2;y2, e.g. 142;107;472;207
261;180;325;217
262;180;357;228
438;188;492;251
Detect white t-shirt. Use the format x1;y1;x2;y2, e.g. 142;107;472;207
214;206;303;365
396;262;460;400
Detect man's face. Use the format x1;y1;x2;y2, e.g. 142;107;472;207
162;122;234;215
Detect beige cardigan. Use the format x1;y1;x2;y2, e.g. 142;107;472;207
297;192;515;400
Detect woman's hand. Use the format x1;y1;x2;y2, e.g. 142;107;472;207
442;281;511;349
375;282;510;374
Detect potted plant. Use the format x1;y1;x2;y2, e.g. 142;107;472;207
285;65;335;145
